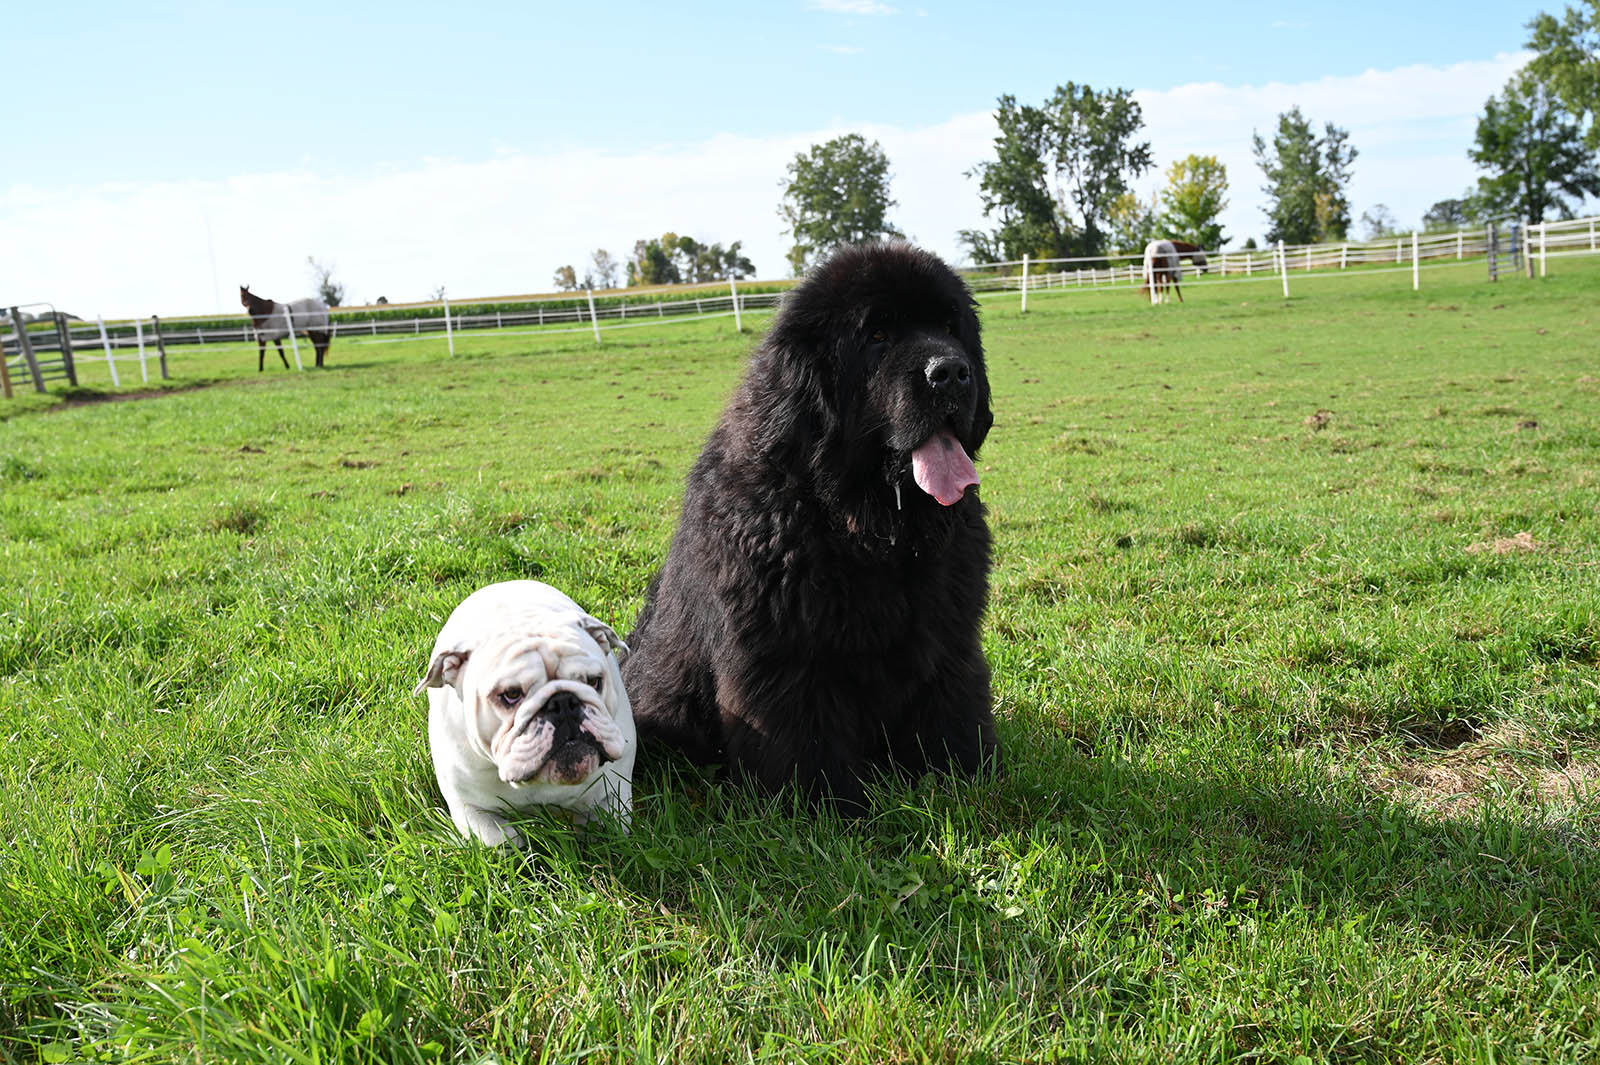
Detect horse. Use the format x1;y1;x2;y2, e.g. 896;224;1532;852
1141;240;1184;304
239;285;332;370
1168;240;1209;273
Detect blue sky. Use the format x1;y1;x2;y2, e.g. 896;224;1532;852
5;1;1556;316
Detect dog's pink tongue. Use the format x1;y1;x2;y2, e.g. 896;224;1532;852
911;430;979;506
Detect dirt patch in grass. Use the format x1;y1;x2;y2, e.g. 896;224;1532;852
1466;531;1542;555
1345;724;1598;822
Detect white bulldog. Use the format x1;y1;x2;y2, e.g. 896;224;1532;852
417;580;635;845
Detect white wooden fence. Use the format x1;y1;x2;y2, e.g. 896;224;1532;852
964;215;1600;304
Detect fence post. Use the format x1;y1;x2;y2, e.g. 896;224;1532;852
1021;255;1029;312
0;343;10;398
443;296;455;356
52;312;79;386
8;307;46;393
1394;238;1401;264
1277;240;1290;298
730;276;743;333
1456;231;1463;259
1412;232;1420;291
150;316;171;379
282;305;304;371
1590;218;1595;251
134;318;149;383
97;316;120;388
586;287;601;344
1540;222;1548;277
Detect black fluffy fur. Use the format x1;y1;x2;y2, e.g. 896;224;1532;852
623;242;999;813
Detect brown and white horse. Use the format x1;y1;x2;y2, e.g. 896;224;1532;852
1141;240;1183;303
1140;240;1210;304
240;285;332;370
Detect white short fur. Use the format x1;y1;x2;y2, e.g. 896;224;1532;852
418;580;635;845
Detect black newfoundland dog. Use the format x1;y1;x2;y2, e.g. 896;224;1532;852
623;242;998;813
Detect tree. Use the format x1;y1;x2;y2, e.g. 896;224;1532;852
1422;197;1475;230
1159;154;1229;249
779;134;902;275
626;233;756;285
1359;204;1399;240
627;236;681;287
590;249;619;289
307;256;345;307
965;84;1153;261
552;265;578;292
1470;69;1600;223
1106;190;1159;254
1252;107;1358;244
1526;1;1600;149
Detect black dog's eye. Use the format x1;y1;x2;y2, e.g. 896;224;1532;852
497;686;524;709
945;321;956;335
870;329;888;344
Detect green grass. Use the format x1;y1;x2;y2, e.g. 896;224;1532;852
3;259;1599;1063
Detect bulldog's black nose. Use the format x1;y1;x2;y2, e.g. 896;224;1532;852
926;353;972;396
540;692;585;746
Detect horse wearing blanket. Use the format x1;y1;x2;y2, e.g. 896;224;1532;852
240;285;333;370
1141;240;1184;304
1141;240;1210;304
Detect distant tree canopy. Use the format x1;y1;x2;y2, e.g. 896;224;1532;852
1422;196;1477;230
962;83;1152;262
590;249;620;290
307;256;345;307
1525;0;1600;149
626;233;756;287
1105;191;1159;256
1470;69;1600;223
552;265;578;292
1359;204;1400;241
1160;154;1230;250
779;134;901;276
1252;107;1357;245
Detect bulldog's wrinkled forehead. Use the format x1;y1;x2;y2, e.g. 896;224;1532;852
472;626;604;683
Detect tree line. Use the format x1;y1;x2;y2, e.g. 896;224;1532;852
550;0;1598;287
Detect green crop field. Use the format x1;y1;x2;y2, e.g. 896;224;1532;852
3;258;1598;1063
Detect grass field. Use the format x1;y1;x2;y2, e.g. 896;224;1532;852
3;258;1599;1063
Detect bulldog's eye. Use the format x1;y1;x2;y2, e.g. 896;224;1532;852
497;686;524;709
587;673;605;694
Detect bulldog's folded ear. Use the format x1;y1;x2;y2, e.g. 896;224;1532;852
415;647;470;696
580;615;629;663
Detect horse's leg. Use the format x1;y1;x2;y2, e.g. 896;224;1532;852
275;338;290;368
257;338;266;372
311;330;328;367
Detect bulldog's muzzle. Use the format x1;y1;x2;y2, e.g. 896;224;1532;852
493;678;628;787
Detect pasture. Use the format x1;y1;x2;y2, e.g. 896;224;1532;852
3;260;1599;1062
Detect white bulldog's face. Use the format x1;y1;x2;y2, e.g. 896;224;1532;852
421;614;629;788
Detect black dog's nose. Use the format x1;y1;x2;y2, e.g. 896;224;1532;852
539;691;585;746
926;353;972;394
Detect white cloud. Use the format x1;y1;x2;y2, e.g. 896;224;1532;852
810;0;899;14
0;54;1537;317
1134;52;1531;244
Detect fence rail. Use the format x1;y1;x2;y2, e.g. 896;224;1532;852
957;215;1600;293
6;215;1599;393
